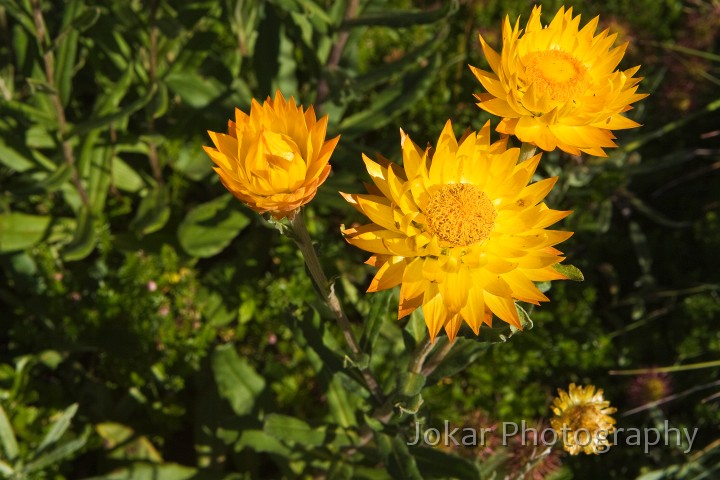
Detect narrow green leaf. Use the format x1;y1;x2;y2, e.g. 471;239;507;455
73;462;199;480
386;435;422;480
426;338;491;384
211;344;265;417
343;0;458;27
0;140;35;172
86;146;113;215
68;88;153;139
552;263;585;282
0;212;51;253
353;34;445;91
326;375;357;428
36;164;73;192
61;208;96;261
263;414;326;447
410;446;481;478
55;0;81;106
36;403;79;454
0;0;36;35
147;82;168;119
177;194;250;258
0;404;19;461
0;98;54;123
360;290;393;353
338;55;441;135
25;429;88;473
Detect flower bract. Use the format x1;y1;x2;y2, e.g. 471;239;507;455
341;120;573;342
551;383;617;455
470;5;647;156
204;91;339;219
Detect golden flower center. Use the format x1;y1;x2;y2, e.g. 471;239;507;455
524;50;589;102
565;405;604;431
425;184;496;247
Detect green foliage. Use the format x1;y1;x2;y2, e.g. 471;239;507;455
1;0;719;479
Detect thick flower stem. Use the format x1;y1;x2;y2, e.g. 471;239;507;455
421;339;454;377
518;142;537;163
408;336;434;374
289;210;382;401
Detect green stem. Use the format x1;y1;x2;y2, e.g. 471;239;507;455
518;142;537;163
288;210;382;400
421;338;454;377
408;336;434;374
609;359;720;375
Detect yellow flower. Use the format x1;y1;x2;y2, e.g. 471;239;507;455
204;91;339;219
469;5;647;156
341;120;573;342
550;383;617;455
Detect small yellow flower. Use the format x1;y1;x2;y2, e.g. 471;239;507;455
551;383;617;455
204;91;339;219
341;120;573;342
469;5;647;156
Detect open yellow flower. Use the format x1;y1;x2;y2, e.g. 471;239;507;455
204;91;339;219
341;120;573;342
551;383;617;455
469;5;647;156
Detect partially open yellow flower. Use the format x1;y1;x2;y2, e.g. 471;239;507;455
551;383;617;455
341;120;573;342
204;91;339;219
470;5;647;156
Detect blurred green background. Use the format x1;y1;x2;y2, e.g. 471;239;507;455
0;0;719;478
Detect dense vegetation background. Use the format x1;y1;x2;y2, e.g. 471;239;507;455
0;0;719;478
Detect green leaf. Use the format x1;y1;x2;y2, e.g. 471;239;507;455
36;164;73;192
426;338;491;384
0;0;36;37
552;263;585;282
177;194;250;258
410;446;481;479
0;212;51;253
36;403;78;454
338;54;441;135
0;404;18;461
147;82;169;119
326;375;357;428
343;0;458;27
130;187;170;235
237;429;293;457
112;156;144;192
0;139;35;172
386;435;422;480
211;344;265;417
61;208;96;261
68;88;153;139
25;429;88;474
165;71;224;108
54;0;82;106
263;414;326;447
360;290;393;353
86;146;113;215
79;463;200;480
352;33;445;92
